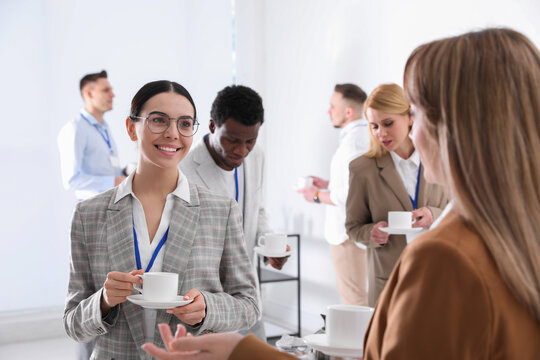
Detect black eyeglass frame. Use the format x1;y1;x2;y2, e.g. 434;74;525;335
130;112;199;137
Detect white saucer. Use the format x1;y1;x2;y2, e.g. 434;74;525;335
254;246;294;258
127;295;193;309
303;333;363;357
379;227;424;235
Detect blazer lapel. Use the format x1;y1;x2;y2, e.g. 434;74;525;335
242;155;254;224
416;164;427;208
106;192;146;351
153;185;201;334
193;141;228;193
106;193;138;273
376;153;413;211
161;184;200;290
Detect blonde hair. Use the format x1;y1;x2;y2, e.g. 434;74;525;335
404;28;540;322
364;83;411;158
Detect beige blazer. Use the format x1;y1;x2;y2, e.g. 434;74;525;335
364;210;540;359
346;153;447;306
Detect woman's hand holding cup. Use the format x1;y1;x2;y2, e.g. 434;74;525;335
371;221;390;245
101;269;144;314
411;207;434;228
167;288;206;325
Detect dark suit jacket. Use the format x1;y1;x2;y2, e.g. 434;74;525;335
346;153;448;306
364;210;540;359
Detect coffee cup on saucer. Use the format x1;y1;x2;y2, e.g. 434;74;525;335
388;211;413;229
133;272;178;302
326;304;374;349
258;233;288;254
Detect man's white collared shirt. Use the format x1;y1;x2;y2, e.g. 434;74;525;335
325;119;370;246
390;150;421;202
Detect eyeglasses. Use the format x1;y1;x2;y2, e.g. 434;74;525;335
130;112;199;137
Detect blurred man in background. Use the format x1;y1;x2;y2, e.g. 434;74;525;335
298;83;369;305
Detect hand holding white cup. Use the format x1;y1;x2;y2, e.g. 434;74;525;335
296;176;314;190
258;233;288;254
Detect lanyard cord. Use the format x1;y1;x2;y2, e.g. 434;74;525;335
133;219;169;272
234;167;239;202
81;112;112;151
409;163;422;209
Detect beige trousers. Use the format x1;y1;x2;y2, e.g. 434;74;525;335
330;239;368;306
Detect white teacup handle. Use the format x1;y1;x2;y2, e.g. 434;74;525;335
258;235;266;247
133;274;144;294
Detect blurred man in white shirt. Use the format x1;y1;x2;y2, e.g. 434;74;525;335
298;84;370;305
58;70;126;202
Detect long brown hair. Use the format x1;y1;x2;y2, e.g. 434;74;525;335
363;84;410;158
404;28;540;322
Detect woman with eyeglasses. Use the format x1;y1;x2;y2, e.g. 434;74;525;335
345;83;448;306
63;80;260;359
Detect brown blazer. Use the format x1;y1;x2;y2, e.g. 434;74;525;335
364;210;540;359
229;335;296;359
346;153;447;306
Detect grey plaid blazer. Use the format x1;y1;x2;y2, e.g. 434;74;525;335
63;182;260;360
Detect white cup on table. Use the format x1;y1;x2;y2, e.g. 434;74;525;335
326;304;374;348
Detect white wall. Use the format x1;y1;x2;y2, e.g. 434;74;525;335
0;0;234;314
1;0;539;343
235;0;540;332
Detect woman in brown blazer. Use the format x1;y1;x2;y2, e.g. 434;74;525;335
143;28;540;360
345;84;447;306
362;28;540;359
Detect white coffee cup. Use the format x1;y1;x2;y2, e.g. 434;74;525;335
326;304;374;348
258;233;288;254
388;211;413;229
133;272;178;302
297;176;313;189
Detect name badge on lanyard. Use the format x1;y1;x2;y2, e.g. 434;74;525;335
110;155;120;167
82;112;118;167
95;124;119;168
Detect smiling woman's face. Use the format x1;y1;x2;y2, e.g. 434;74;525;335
408;104;444;185
128;91;195;170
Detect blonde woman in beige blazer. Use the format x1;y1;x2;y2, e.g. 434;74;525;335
363;28;540;359
345;84;447;306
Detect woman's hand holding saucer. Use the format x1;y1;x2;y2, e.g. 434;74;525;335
167;288;206;325
101;269;144;314
411;207;434;228
371;221;390;245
